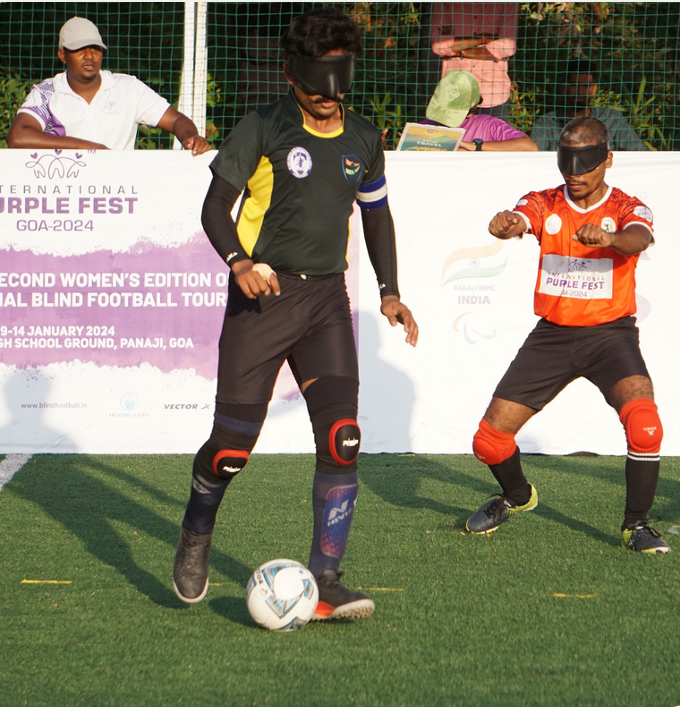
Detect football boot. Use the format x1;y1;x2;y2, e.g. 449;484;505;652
311;569;375;620
173;526;213;603
466;484;538;534
622;521;670;554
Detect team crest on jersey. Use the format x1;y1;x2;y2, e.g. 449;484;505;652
287;147;312;179
342;154;363;184
600;217;616;233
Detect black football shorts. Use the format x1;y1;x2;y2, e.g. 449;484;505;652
215;271;358;407
493;316;650;411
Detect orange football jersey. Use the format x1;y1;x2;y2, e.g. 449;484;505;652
513;185;654;326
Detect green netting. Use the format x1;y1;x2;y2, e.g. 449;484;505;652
1;2;678;150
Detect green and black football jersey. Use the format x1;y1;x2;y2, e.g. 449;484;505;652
209;91;385;277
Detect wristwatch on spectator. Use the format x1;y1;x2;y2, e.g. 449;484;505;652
473;138;484;151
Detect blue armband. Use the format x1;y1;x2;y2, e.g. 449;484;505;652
357;175;388;210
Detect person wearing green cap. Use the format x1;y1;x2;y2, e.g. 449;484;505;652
421;70;537;151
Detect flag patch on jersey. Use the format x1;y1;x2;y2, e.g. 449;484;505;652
342;154;363;184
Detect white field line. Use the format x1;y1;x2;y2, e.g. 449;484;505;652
0;454;32;491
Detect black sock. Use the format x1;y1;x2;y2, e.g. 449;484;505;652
182;467;230;535
489;447;531;505
623;456;660;529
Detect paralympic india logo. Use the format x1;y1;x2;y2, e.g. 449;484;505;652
441;240;507;345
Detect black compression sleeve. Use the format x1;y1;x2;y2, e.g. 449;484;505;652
361;204;400;299
201;174;250;266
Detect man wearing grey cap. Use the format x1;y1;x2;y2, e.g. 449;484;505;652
8;17;210;154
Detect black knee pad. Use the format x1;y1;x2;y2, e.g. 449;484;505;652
304;377;360;473
194;423;258;482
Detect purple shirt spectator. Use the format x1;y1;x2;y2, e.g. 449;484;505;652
422;114;527;142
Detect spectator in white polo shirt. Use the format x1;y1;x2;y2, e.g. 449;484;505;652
8;17;211;155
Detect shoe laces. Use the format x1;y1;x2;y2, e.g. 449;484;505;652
181;532;210;570
483;494;514;521
629;521;662;538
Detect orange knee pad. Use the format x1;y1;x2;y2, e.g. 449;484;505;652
472;418;517;466
619;398;663;455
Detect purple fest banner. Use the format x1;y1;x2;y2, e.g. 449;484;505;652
0;150;228;452
0;150;225;379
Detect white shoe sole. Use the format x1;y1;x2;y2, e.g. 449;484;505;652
173;577;209;604
311;598;375;621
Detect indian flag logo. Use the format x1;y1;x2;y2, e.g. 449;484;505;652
441;240;507;285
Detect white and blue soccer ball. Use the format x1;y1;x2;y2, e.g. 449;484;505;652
246;559;319;632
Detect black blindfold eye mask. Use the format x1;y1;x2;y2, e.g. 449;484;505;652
286;53;355;101
557;142;609;176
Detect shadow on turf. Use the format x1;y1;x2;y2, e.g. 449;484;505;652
10;455;254;609
526;453;680;529
210;596;254;626
11;452;678;617
359;453;680;548
209;597;359;629
359;454;472;524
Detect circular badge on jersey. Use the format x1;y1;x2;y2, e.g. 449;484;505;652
600;217;616;233
287;147;313;179
633;205;653;222
545;214;562;235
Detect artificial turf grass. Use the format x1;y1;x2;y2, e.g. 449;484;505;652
1;453;679;707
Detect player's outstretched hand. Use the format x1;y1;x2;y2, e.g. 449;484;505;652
380;295;419;347
488;210;525;239
572;223;612;248
232;260;281;299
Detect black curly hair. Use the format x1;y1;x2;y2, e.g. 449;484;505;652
280;8;362;59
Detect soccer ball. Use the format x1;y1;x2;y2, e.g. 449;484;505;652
246;559;319;632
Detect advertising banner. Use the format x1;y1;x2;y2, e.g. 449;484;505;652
1;149;678;455
0;150;223;451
